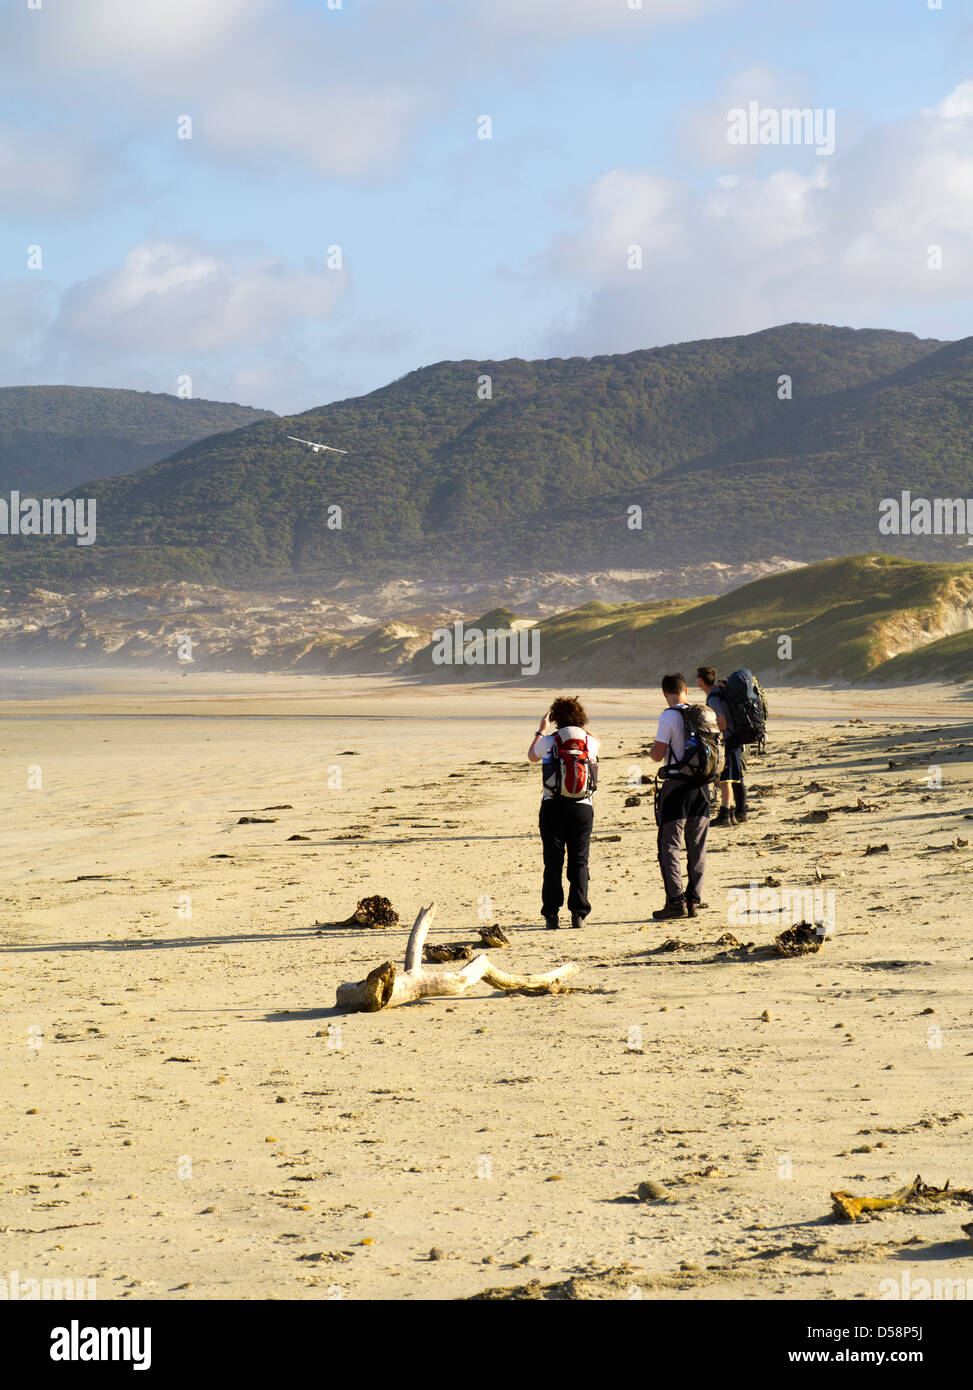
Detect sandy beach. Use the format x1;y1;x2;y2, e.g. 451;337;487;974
2;671;972;1301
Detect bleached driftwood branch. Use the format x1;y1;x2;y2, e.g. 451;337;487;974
335;904;577;1013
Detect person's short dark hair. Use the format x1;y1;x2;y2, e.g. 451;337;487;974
661;673;688;697
697;665;717;686
550;695;588;729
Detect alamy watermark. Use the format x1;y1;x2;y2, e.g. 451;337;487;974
0;492;96;545
879;492;973;537
726;102;837;156
0;1270;97;1300
430;620;539;677
727;883;836;934
50;1320;150;1371
879;1270;973;1300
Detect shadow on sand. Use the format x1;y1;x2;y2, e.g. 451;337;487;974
0;925;402;954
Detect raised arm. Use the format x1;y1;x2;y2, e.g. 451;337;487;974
527;711;555;761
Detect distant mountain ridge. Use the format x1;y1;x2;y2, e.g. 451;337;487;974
1;324;971;592
0;386;274;495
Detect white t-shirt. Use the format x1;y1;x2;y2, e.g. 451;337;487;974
536;729;600;804
655;705;688;770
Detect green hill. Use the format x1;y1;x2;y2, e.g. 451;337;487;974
0;386;273;495
1;324;971;591
636;554;973;683
410;555;973;685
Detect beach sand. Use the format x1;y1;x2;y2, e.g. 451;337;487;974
2;671;972;1300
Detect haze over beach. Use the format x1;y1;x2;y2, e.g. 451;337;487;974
2;0;972;1351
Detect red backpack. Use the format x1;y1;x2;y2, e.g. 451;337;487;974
547;726;597;800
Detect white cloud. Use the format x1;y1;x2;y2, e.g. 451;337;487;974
202;81;425;178
0;129;114;216
930;79;973;120
477;0;724;40
0;245;351;410
45;0;268;63
53;239;347;354
2;0;730;187
554;170;686;272
677;65;819;168
545;79;973;353
7;0;430;182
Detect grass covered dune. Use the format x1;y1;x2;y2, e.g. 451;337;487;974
413;555;973;686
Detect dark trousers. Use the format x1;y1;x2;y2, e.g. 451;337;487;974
721;739;748;814
539;799;593;920
656;778;710;905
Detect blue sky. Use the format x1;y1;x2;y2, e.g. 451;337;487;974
1;0;970;412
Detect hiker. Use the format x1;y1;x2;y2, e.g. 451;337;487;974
648;673;720;919
527;697;599;929
696;666;765;826
696;665;746;826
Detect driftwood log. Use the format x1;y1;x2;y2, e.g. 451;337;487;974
831;1174;973;1222
335;904;577;1013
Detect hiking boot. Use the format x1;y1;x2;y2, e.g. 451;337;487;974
544;914;560;930
651;900;687;921
571;913;585;929
711;807;736;827
735;810;748;824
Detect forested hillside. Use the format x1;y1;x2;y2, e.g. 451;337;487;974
2;325;970;591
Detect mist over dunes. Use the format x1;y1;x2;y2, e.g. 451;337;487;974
4;555;972;688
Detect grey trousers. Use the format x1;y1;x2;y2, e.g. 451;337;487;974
656;777;711;904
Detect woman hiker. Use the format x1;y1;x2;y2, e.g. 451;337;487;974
527;696;599;929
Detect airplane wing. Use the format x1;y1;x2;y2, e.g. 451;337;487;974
286;435;348;453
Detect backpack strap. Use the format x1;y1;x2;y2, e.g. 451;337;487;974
547;731;562;796
663;704;692;777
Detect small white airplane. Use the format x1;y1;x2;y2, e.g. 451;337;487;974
286;435;348;455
